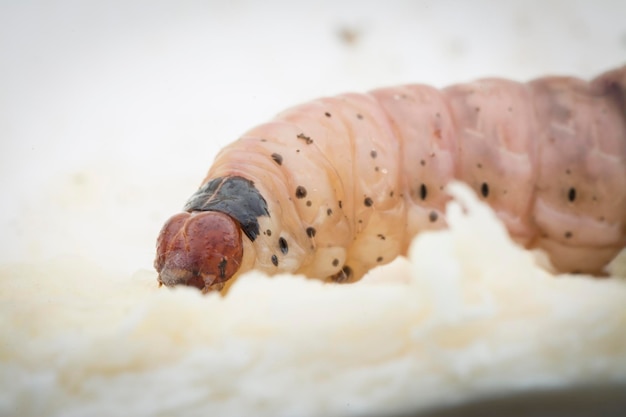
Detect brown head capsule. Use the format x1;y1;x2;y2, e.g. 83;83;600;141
154;211;243;292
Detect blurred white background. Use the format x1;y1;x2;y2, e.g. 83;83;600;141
1;0;624;276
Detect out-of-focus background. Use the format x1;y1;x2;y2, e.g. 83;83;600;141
1;0;624;276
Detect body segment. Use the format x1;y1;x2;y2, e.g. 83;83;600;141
156;66;626;291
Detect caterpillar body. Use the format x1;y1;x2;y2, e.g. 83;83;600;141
155;66;626;292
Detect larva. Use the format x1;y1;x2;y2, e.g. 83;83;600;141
155;66;626;292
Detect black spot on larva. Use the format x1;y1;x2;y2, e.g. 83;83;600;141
420;159;425;166
389;191;394;197
218;257;227;279
377;234;386;240
338;200;343;209
271;255;278;266
295;186;307;199
376;256;383;263
330;265;353;283
332;258;339;267
477;163;482;169
306;227;316;238
565;169;571;175
356;113;363;120
271;153;283;165
429;211;438;222
375;166;379;172
364;197;373;207
564;231;573;239
297;133;313;144
306;200;312;207
420;184;427;200
184;176;269;242
370;150;377;158
278;237;288;254
568;187;576;202
327;208;333;216
481;182;489;198
260;138;267;142
325;112;331;117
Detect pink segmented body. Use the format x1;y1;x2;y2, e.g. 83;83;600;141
155;66;626;292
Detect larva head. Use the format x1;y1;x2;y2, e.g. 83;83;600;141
154;211;243;292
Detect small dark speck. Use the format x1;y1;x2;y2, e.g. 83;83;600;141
564;231;573;239
266;229;272;236
420;184;427;200
481;182;489;198
260;138;267;142
338;200;343;209
364;197;373;207
325;112;332;117
279;237;289;254
389;191;394;197
475;106;481;112
271;255;278;266
218;257;227;279
327;208;333;216
429;211;438;222
376;256;383;263
337;27;360;46
370;150;377;158
565;169;571;175
306;200;312;207
568;187;576;202
330;265;353;283
356;113;363;120
271;153;283;165
297;133;313;144
477;163;482;169
306;227;316;238
374;166;380;172
377;234;386;240
295;186;307;199
420;159;425;166
332;258;339;267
